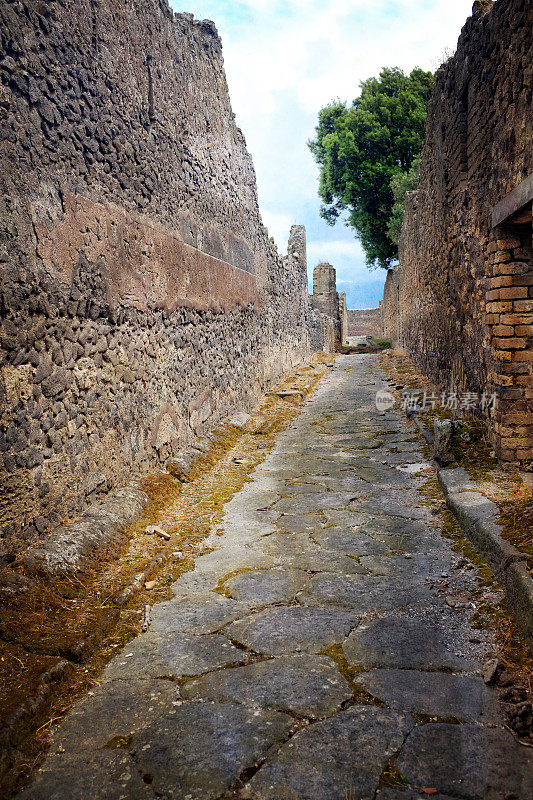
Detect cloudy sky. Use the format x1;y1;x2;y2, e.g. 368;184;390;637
170;0;472;308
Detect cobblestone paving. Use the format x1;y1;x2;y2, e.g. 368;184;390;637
20;356;533;800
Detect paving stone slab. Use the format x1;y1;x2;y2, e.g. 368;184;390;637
181;654;352;717
396;723;533;799
281;482;335;495
299;573;434;613
273;515;326;534
311;527;387;556
343;615;473;670
354;463;415;488
376;450;428;465
222;568;309;606
384;441;420;453
273;492;358;515
170;549;277;594
286;550;369;574
103;632;244;680
357;669;497;722
134;702;292;800
18;751;153;800
322;509;373;529
149;592;246;635
360;516;431;536
265;455;352;476
301;474;375;493
260;532;368;574
359;518;446;554
51;679;180;752
260;531;322;556
361;529;446;555
248;705;413;800
356;493;430;520
226;606;356;655
359;552;450;580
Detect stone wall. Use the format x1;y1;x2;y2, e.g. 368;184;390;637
339;292;348;344
346;308;382;338
308;308;337;354
382;269;401;346
0;0;310;554
309;262;341;352
384;0;532;465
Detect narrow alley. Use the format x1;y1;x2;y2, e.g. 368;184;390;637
19;356;533;800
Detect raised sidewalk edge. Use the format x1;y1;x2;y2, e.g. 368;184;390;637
438;466;533;651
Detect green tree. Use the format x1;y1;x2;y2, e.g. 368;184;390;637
387;155;421;246
308;67;432;269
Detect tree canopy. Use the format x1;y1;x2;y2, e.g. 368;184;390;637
387;155;421;246
308;67;433;269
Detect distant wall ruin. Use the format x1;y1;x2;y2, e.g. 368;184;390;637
382;0;532;464
308;265;380;349
309;262;341;352
346;308;382;338
0;0;311;554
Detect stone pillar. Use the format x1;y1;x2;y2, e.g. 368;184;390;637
339;291;348;345
287;224;307;268
310;262;341;350
311;262;338;319
287;225;309;306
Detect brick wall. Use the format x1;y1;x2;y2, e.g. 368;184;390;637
0;0;310;554
384;0;532;465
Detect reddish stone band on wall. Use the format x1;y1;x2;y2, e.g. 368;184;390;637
32;192;260;314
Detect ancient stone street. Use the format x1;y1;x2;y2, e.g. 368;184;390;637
19;356;532;800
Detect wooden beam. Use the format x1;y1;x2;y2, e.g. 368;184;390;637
492;173;533;228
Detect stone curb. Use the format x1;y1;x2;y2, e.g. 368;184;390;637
23;484;152;577
438;466;533;650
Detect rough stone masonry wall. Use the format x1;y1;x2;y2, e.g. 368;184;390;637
0;0;310;555
338;291;348;344
309;262;341;352
346;308;382;338
391;0;533;464
382;269;400;346
308;307;337;353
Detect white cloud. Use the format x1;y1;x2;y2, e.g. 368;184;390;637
172;0;473;290
307;239;365;263
261;208;296;250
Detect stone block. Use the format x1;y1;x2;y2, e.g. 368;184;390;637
486;301;513;313
494;349;513;362
514;324;533;336
492;337;527;350
500;286;528;300
491;325;514;337
513;350;533;362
